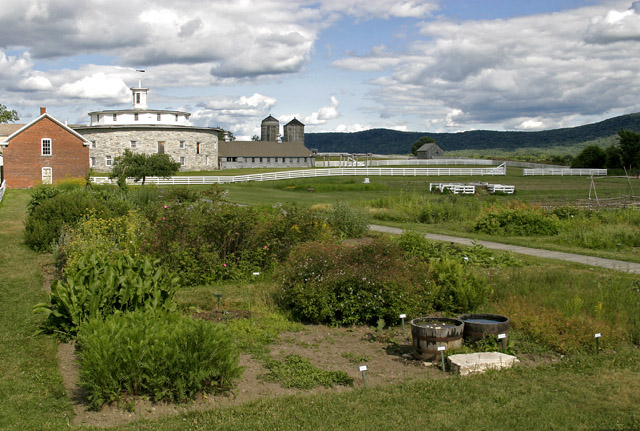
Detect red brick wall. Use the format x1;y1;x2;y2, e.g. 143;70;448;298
3;117;89;188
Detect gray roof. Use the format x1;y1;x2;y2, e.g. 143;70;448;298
261;115;279;124
417;143;443;152
0;124;24;139
285;118;305;126
219;140;312;157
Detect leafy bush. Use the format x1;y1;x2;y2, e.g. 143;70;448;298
142;201;331;286
56;210;148;271
77;310;241;409
429;258;491;314
33;253;178;339
276;238;433;325
261;354;353;389
395;231;522;268
474;206;559;236
24;187;131;252
323;202;369;238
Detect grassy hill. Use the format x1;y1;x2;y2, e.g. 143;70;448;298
306;112;640;155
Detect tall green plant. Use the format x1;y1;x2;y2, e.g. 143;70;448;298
33;253;178;339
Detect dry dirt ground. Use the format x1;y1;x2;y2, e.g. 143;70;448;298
58;322;447;428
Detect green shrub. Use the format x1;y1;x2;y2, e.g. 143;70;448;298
261;354;353;389
429;258;491;314
56;210;148;271
474;207;559;236
142;201;331;286
324;201;369;238
33;253;178;339
395;231;522;268
276;238;433;325
77;310;241;409
24;187;131;252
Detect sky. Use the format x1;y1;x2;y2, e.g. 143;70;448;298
1;0;640;139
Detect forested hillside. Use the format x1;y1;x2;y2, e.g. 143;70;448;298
306;112;640;154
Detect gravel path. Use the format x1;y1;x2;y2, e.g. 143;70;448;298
369;224;640;274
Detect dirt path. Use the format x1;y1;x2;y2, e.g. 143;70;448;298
370;224;640;274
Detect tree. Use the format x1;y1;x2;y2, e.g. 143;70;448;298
617;129;640;170
251;135;260;141
216;127;235;142
0;104;19;123
570;145;606;169
411;136;435;156
110;150;180;187
604;144;622;170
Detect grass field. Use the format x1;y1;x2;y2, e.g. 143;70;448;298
2;171;640;430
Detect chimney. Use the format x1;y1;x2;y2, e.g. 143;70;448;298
40;107;46;115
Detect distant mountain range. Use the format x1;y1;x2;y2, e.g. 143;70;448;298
305;112;640;155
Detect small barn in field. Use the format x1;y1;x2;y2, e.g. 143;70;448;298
416;142;445;159
0;108;90;188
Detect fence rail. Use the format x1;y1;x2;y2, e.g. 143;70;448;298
0;180;6;203
91;165;506;186
523;168;607;176
315;158;564;169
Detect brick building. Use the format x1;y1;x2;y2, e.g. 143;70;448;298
0;108;90;188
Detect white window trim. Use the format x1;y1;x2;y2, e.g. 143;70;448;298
42;167;52;185
105;155;112;166
130;141;137;149
41;138;52;156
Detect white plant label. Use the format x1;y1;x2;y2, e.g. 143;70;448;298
399;314;406;319
359;365;368;372
437;346;446;351
595;333;602;338
252;272;260;276
498;333;506;339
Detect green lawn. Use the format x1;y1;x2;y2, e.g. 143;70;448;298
0;190;72;430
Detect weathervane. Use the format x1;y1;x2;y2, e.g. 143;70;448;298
136;69;145;88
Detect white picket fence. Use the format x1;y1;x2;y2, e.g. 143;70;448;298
315;158;497;167
523;168;607;176
91;165;506;186
429;183;476;194
0;180;6;203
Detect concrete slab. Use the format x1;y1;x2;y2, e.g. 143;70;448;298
447;352;519;376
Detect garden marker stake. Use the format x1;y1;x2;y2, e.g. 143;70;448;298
595;333;601;354
437;346;446;372
399;314;406;336
359;365;368;387
498;333;507;353
214;293;222;310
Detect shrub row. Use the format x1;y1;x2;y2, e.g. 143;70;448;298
276;237;490;325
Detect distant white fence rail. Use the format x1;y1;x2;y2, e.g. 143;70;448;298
91;165;506;186
315;158;564;169
0;180;5;203
523;168;607;176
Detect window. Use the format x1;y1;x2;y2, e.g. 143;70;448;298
42;167;52;185
97;114;101;121
206;155;209;166
105;155;112;166
157;113;161;121
196;142;200;154
90;157;95;167
267;157;270;162
134;113;139;121
297;157;300;163
157;142;165;154
259;157;263;162
179;141;185;149
113;113;117;121
41;138;51;156
180;157;185;166
91;141;96;149
136;93;141;104
251;157;255;163
130;141;137;149
175;114;179;121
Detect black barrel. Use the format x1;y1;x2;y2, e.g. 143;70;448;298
458;313;510;343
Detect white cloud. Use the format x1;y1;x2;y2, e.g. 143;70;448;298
59;73;130;100
304;96;340;125
335;123;369;132
320;0;438;19
334;2;640;130
585;2;640;43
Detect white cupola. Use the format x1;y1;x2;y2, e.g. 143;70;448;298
131;87;149;109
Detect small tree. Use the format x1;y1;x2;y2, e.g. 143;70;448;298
411;136;435;156
110;150;180;187
570;145;606;169
617;129;640;170
0;104;19;123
